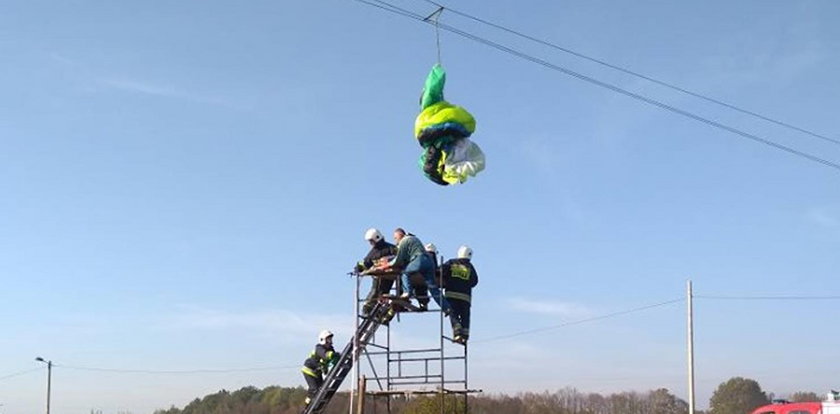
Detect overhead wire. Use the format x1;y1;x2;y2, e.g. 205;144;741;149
416;0;840;147
0;367;43;382
352;0;840;172
9;295;834;376
696;294;840;301
354;0;419;20
472;298;684;344
10;298;683;377
472;292;838;345
53;363;300;375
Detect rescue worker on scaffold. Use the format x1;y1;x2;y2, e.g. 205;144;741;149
441;245;479;344
354;228;398;316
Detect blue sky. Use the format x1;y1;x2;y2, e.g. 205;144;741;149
1;1;839;413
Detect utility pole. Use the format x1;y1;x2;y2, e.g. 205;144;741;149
686;280;695;414
35;357;52;414
350;273;361;414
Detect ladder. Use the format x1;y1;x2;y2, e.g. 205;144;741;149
301;301;394;414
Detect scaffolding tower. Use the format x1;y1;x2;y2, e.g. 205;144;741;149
350;269;481;414
300;268;480;414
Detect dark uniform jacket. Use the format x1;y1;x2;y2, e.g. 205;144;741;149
302;344;339;377
355;240;398;272
441;258;478;303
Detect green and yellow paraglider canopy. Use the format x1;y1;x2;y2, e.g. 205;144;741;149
414;64;485;186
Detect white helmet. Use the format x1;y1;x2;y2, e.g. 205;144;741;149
364;228;383;243
318;330;334;344
457;245;473;259
424;243;437;254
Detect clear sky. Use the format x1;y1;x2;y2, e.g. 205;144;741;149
1;1;839;413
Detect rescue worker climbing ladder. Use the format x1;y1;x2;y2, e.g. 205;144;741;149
301;330;340;405
300;301;399;414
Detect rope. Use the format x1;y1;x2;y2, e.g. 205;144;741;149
424;6;445;64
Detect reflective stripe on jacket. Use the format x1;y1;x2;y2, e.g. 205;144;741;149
302;344;339;376
444;291;472;303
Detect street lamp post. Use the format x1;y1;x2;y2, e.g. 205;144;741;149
35;357;52;414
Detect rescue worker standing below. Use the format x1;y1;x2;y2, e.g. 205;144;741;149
301;330;340;405
354;228;398;316
381;228;449;314
441;246;478;344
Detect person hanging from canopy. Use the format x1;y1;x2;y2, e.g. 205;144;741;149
414;64;485;185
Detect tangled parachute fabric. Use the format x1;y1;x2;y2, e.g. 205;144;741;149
414;64;485;185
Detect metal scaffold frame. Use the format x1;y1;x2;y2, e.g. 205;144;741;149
351;267;480;414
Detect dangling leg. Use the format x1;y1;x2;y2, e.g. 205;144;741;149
421;146;449;186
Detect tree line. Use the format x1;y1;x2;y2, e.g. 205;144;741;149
150;377;824;414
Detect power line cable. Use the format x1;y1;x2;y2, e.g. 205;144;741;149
416;0;840;147
472;298;684;344
696;294;840;301
0;367;43;382
353;0;840;172
53;363;300;375
354;0;420;19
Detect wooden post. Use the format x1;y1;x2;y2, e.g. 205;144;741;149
687;280;695;414
357;375;367;414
